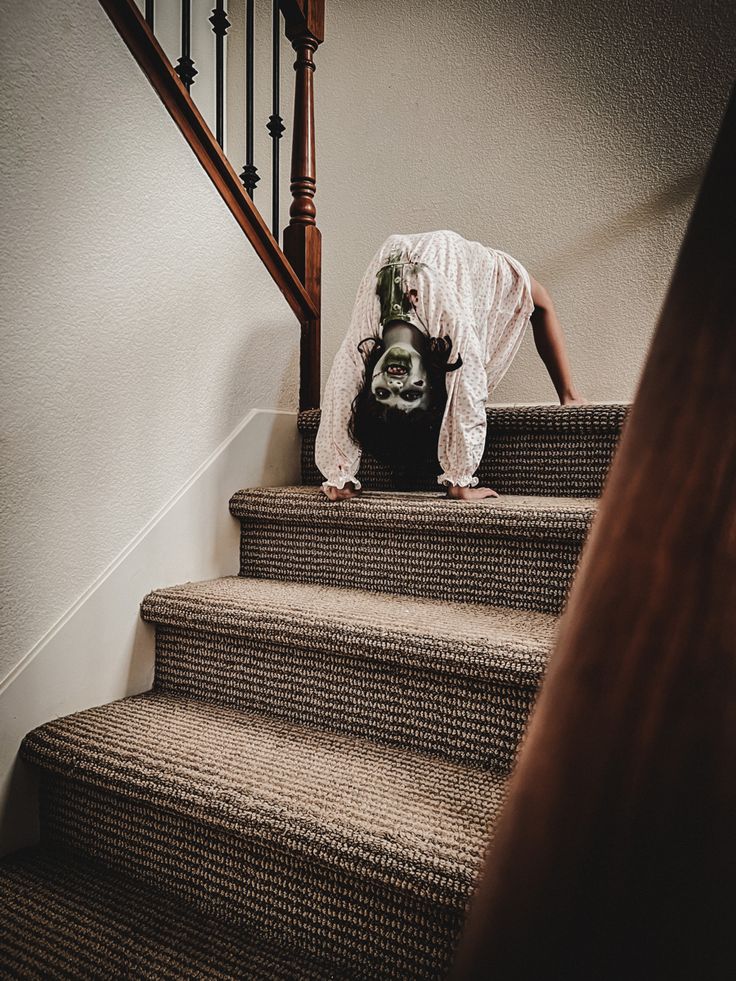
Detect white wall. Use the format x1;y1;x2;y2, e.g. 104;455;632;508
314;0;736;403
0;409;300;855
132;0;220;144
0;0;300;685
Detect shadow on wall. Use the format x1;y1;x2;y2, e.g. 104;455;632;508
535;168;703;281
0;758;39;856
498;0;736;176
318;0;735;404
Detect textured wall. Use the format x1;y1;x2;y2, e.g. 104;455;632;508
315;0;735;403
132;0;219;139
0;0;298;680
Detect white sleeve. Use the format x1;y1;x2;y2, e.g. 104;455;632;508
484;250;534;393
314;333;366;490
315;256;382;490
437;325;488;487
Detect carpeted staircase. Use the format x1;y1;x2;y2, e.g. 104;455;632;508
0;404;627;979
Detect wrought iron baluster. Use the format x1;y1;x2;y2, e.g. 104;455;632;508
209;1;230;147
239;0;260;197
267;0;285;238
175;0;197;91
144;0;154;31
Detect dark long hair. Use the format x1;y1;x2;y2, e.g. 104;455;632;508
348;330;463;483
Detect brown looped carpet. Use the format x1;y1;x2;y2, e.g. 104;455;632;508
1;403;627;979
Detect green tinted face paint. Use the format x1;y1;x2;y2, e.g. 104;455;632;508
371;343;431;413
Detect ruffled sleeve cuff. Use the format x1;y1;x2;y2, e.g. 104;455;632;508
437;473;479;488
321;473;363;492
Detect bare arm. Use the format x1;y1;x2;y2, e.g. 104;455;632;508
529;277;586;406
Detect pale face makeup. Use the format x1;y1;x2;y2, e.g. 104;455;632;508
371;342;431;412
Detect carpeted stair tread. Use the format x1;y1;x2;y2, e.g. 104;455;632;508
0;848;334;980
21;692;505;900
7;402;625;978
231;487;595;612
141;578;553;769
141;576;557;683
298;404;629;496
230;486;597;540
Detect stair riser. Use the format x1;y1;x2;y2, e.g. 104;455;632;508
40;774;468;980
0;851;332;981
154;624;541;771
299;406;628;496
238;523;585;614
301;431;621;497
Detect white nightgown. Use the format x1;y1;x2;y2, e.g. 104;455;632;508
315;229;534;489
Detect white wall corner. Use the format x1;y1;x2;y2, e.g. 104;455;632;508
0;408;301;857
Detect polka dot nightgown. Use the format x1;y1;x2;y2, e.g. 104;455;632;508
315;229;534;489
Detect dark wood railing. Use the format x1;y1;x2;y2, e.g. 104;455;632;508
454;85;736;980
282;0;324;411
98;0;323;409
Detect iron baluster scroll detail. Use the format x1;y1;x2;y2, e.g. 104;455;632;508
267;115;286;139
209;1;230;147
268;0;285;238
239;0;260;197
239;162;260;196
175;0;198;91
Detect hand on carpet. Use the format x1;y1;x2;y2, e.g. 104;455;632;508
322;483;361;501
560;392;589;406
446;486;499;501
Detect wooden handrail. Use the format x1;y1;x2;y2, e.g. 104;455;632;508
454;85;736;979
97;0;318;331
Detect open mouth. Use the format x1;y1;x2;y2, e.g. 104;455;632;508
386;364;408;377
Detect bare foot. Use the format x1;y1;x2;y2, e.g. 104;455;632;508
447;485;499;501
322;483;360;501
560;392;589;407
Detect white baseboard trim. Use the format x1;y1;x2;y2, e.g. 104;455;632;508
0;408;300;855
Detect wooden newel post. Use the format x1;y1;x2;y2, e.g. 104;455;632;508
281;0;324;410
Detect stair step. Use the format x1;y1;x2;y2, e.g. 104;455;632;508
230;487;597;613
142;577;556;771
22;693;505;979
298;403;629;496
0;848;334;980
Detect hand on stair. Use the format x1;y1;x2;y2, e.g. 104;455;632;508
322;483;361;501
560;391;589;407
446;486;499;501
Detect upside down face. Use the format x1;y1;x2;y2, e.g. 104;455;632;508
371;343;431;412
